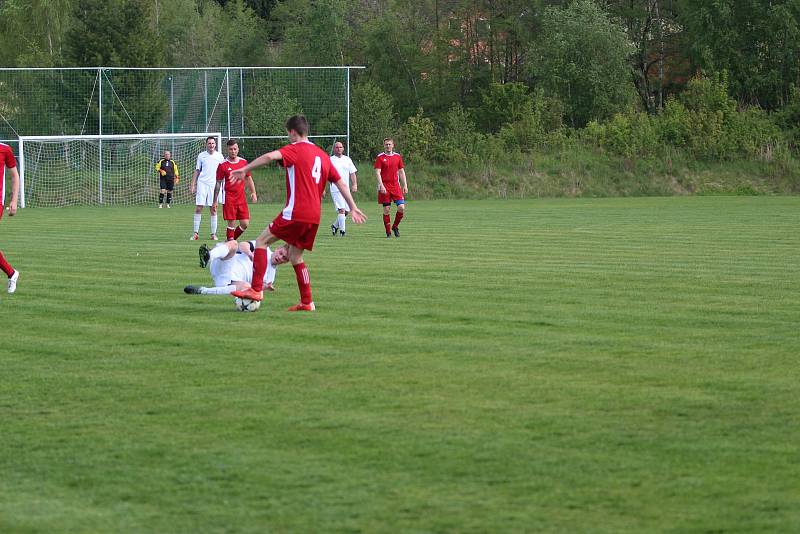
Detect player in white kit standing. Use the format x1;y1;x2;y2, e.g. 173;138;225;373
328;141;358;237
189;136;225;241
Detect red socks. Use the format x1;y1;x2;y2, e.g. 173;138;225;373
293;263;313;304
393;211;404;228
251;248;267;291
0;250;14;277
383;214;391;234
226;225;245;241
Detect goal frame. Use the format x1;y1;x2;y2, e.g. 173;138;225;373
18;132;222;208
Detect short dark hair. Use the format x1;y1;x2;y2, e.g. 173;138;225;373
226;138;238;147
206;136;216;143
383;137;394;143
285;115;309;136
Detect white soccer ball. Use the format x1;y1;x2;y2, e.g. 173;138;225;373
234;297;261;312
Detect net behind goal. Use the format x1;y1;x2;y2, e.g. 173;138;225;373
18;133;221;207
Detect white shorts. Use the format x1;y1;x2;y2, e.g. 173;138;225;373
209;254;252;287
330;190;349;212
195;182;216;206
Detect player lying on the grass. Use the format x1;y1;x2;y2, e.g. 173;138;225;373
184;241;289;295
1;141;20;294
228;115;367;311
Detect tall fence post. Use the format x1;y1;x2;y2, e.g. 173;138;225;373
239;68;244;136
225;68;231;140
18;137;25;208
98;68;103;204
346;67;351;156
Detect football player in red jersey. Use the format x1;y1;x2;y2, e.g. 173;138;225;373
0;142;20;293
214;139;257;241
229;115;367;311
374;138;408;238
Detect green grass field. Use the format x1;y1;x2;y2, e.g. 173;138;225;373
1;197;799;532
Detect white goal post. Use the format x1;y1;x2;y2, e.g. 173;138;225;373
18;132;222;208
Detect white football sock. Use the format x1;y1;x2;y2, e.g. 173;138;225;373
201;285;236;295
210;244;229;261
210;215;218;235
338;213;346;233
193;214;201;233
331;217;338;229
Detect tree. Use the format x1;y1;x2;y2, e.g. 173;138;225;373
67;0;167;133
528;0;636;127
349;80;395;161
603;0;685;113
679;0;800;109
0;0;74;67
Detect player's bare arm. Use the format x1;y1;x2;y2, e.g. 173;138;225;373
246;176;257;202
7;166;19;216
399;168;408;194
231;150;283;182
350;172;358;193
212;179;222;210
375;168;386;193
190;169;199;194
335;179;367;224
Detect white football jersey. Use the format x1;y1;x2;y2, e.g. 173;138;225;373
195;150;225;186
329;154;357;193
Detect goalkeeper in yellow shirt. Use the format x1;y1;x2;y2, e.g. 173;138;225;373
155;150;180;208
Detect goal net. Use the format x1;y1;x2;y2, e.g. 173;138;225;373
18;133;221;207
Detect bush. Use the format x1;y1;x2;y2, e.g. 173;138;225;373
350;80;395;161
499;91;565;152
397;108;435;162
583;73;784;161
583;112;659;158
432;105;486;164
477;82;533;133
776;86;800;150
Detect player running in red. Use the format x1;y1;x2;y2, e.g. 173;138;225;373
374;138;408;238
0;142;20;293
214;138;257;241
230;115;367;311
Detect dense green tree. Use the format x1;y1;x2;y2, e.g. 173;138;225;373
270;0;359;66
678;0;800;109
213;0;276;18
602;0;685;113
349;80;395;160
0;0;74;67
529;0;636;127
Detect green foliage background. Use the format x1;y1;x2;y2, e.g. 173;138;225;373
1;0;800;181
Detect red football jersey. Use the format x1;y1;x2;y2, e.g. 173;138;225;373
216;158;252;201
277;140;339;224
0;143;17;208
374;152;404;190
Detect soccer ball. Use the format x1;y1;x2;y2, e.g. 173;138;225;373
234;297;261;312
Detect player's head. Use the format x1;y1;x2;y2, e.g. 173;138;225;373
285;115;309;142
383;138;394;153
206;136;217;153
271;245;290;266
163;150;171;160
332;141;345;156
226;138;239;159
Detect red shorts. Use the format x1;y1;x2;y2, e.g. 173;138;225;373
378;189;405;205
269;215;319;251
223;199;250;221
